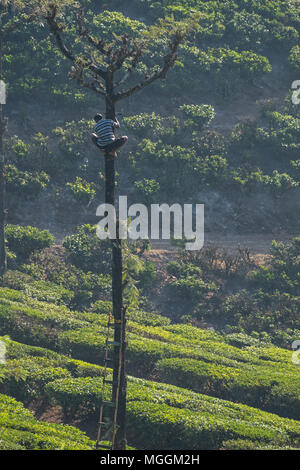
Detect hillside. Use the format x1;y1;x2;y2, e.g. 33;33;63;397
0;287;300;450
0;0;299;452
3;0;300;236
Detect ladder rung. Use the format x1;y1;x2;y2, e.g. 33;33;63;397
102;401;116;407
98;421;112;427
108;322;122;328
103;379;114;385
97;443;112;450
106;340;121;346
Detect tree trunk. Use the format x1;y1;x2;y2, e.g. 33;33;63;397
105;91;127;451
0;36;7;277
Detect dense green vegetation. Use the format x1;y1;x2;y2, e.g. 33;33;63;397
1;332;300;450
0;285;299;421
0;394;94;450
0;0;299;451
2;0;299;232
165;237;300;347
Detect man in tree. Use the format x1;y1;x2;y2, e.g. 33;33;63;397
41;1;198;450
91;113;128;157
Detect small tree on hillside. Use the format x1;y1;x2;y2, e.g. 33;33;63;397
38;0;198;449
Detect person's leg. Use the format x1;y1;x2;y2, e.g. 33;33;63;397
108;136;128;153
91;133;109;155
91;133;100;147
92;136;128;157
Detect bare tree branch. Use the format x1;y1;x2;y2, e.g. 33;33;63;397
45;4;107;80
113;41;145;86
68;66;106;96
45;4;75;62
114;31;183;102
76;7;111;58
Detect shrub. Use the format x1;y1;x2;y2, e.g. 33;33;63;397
179;104;215;130
6;225;55;261
156;357;300;419
134;178;160;205
63;224;112;274
6;165;50;198
1;357;71;403
124;113;180;139
53;119;93;162
2;270;74;306
21;249;111;308
193;130;227;158
0;287;299;420
45;376;300;450
195;154;229;186
289;45;300;72
66;177;97;206
0;394;94;450
167;276;218;304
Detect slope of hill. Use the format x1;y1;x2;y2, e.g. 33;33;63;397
0;285;299;449
0;0;300;451
2;0;300;235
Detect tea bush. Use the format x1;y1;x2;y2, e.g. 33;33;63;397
0;394;94;450
179;104;215;130
0;287;299;418
45;375;300;449
6;225;55;261
63;224;112;274
6;165;50;198
66;177;97;206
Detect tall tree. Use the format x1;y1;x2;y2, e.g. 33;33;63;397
39;0;197;450
0;0;36;276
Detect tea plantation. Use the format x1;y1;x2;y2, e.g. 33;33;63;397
0;283;299;449
1;0;300;451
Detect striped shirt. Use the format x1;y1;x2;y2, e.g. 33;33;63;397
94;119;116;148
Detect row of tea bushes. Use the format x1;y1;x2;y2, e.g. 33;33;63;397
0;394;94;450
0;288;298;418
45;375;300;450
1;336;299;450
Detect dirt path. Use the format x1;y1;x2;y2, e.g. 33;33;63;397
149;233;297;256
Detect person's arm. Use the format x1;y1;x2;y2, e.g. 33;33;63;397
114;118;120;129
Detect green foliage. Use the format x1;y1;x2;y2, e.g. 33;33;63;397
0;394;94;450
179;104;215;129
66;177;97;206
53;119;93;162
1;286;299;420
6;164;50;198
63;224;112;274
21;248;111;309
1;0;300;451
195;154;228;186
289;45;300;72
132;139;196;193
261;111;300;157
134;178;160;204
124;113;180;140
92;10;146;40
166;258;218;305
2;271;74;307
249;238;300;296
45;374;300;449
137;261;157;290
178;45;271;95
156;357;300;419
5;225;55;261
